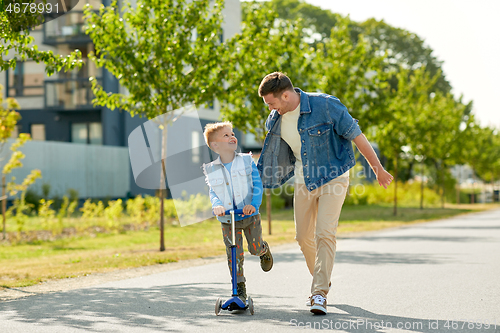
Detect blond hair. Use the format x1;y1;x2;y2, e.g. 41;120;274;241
203;121;233;151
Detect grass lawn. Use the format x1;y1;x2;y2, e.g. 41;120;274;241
1;203;498;288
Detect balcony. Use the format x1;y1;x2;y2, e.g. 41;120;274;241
43;11;94;45
45;77;102;110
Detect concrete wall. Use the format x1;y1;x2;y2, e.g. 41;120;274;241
0;140;130;199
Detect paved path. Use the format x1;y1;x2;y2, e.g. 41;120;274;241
1;209;499;332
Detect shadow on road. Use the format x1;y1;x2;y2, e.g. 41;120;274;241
353;235;494;243
275;251;452;266
321;304;498;333
335;251;453;265
1;286;497;332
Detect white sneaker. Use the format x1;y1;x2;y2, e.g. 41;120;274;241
310;294;327;315
306;282;331;306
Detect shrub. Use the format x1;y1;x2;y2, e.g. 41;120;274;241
104;199;123;229
38;198;56;234
260;189;286;211
126;195;145;223
345;181;442;207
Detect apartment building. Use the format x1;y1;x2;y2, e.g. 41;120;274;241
0;0;243;199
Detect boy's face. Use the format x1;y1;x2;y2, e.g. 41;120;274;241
211;126;237;153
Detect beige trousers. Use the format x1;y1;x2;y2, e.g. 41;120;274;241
294;176;349;297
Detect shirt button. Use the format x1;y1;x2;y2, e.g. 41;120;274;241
303;152;306;155
226;182;229;185
317;130;320;134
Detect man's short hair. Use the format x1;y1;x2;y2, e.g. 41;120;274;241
203;121;233;150
258;72;294;97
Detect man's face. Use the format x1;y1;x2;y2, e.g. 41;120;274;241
262;92;290;116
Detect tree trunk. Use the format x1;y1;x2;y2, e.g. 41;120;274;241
393;155;398;216
420;160;424;210
160;188;165;252
405;159;414;182
2;175;5;240
441;162;446;209
159;126;168;252
456;165;461;205
266;189;272;235
471;172;475;204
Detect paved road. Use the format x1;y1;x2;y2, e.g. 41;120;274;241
1;209;499;333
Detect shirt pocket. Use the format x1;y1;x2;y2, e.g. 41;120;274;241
308;124;332;147
210;177;225;187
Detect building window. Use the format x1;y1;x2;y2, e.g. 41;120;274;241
72;122;102;145
89;122;102;145
192;131;200;164
7;61;44;97
10;125;21;139
31;124;46;141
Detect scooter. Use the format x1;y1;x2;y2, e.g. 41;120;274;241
215;209;254;315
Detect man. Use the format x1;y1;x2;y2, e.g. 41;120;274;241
256;72;393;315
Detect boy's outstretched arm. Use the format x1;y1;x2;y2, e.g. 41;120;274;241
352;134;394;189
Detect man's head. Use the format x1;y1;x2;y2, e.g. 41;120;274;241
203;121;237;153
258;72;298;115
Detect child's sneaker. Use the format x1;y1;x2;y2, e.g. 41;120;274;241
237;282;247;302
310;294;327;315
259;241;273;272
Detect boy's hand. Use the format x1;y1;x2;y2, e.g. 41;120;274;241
241;205;256;217
213;206;225;216
376;169;394;189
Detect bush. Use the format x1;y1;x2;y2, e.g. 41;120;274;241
345;181;442;207
260;189;286;211
104;199;123;229
24;189;41;214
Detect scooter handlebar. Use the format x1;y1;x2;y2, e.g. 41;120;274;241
212;209;245;216
225;209;244;215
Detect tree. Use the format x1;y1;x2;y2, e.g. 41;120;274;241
255;0;451;94
1;11;82;75
425;93;470;208
375;68;422;215
219;2;315;234
84;0;226;250
0;85;41;239
243;0;338;44
358;19;451;94
313;15;389;129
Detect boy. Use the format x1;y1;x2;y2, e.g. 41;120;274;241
202;121;273;302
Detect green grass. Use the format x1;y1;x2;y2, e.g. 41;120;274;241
1;203;498;288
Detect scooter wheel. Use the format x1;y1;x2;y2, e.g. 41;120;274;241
247;296;254;315
215;297;223;316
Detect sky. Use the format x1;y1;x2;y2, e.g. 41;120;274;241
304;0;500;129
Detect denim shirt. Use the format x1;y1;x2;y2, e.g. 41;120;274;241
257;88;362;192
203;152;263;223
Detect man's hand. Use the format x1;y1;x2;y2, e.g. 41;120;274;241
213;205;225;216
376;169;394;189
241;205;256;217
353;134;394;189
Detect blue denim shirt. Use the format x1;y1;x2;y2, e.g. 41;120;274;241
257;88;362;192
